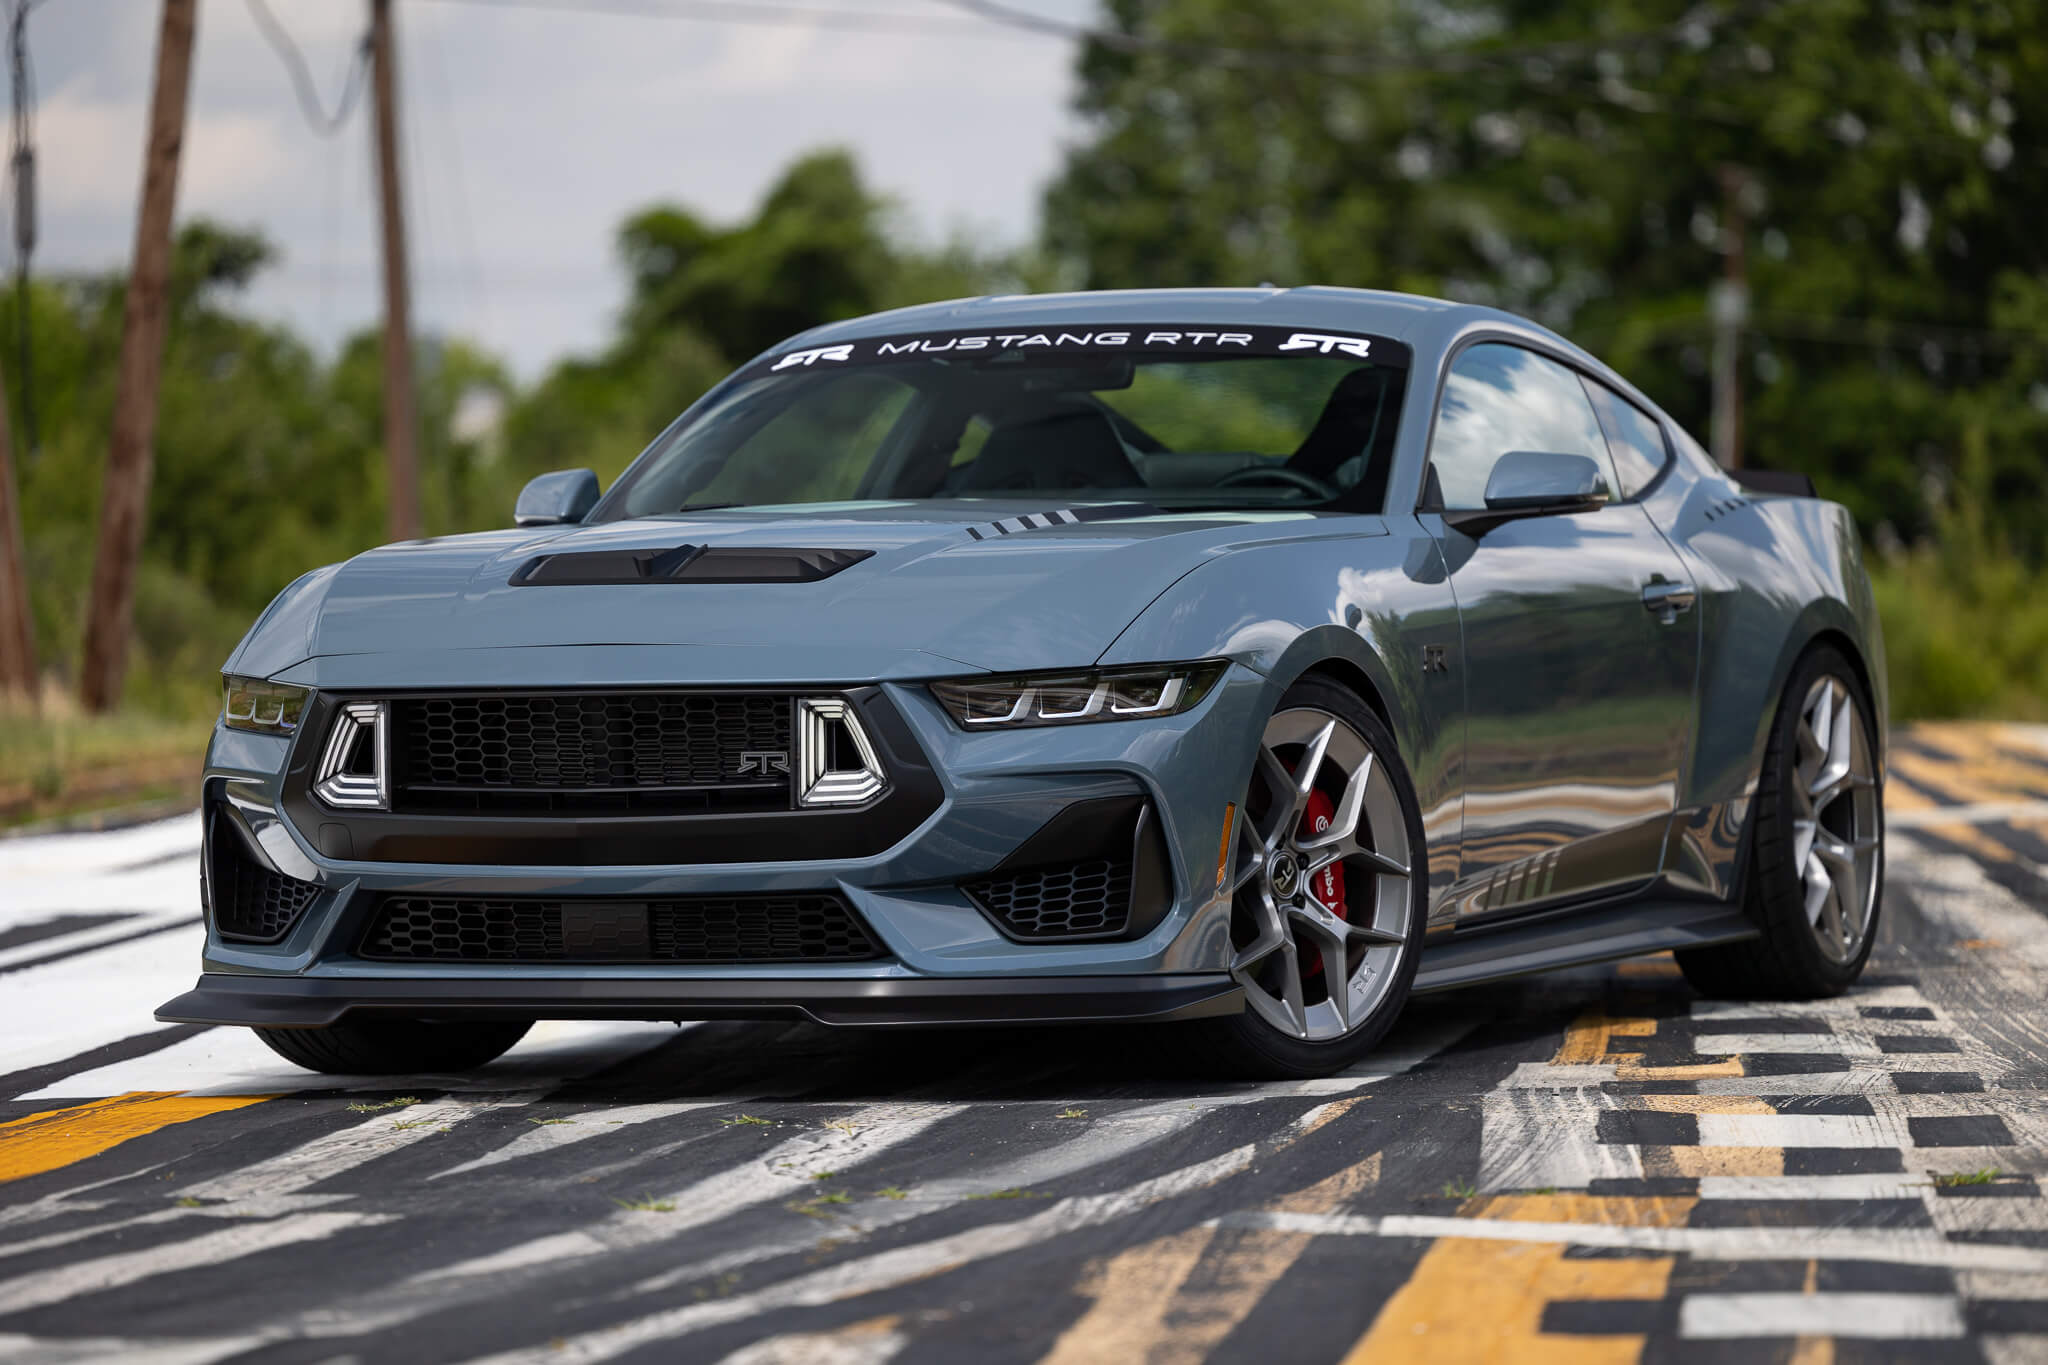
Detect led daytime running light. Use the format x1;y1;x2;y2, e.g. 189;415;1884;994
930;662;1224;730
221;676;310;735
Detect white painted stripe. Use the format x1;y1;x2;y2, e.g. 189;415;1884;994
1694;1112;1912;1148
1214;1211;2048;1274
1689;986;1933;1019
180;1095;536;1202
1697;1174;1933;1201
471;1144;1261;1364
1479;1090;1641;1192
0;1332;266;1365
1889;800;2048;830
421;1103;957;1280
0;1212;391;1315
717;1322;908;1365
1691;1033;1867;1055
1679;1292;1965;1340
431;1099;723;1180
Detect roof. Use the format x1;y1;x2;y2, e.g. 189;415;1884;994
783;285;1580;359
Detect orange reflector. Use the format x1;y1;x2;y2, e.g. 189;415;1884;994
1216;803;1237;889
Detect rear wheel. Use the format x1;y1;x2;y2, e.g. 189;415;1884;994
254;1018;533;1075
1677;644;1884;999
1204;676;1427;1078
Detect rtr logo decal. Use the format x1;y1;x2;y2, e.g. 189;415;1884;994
771;344;854;371
1278;332;1373;359
736;750;792;775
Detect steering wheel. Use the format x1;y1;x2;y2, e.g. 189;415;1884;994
1213;465;1338;500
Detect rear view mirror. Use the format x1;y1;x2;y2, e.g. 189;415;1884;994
515;469;600;527
1443;451;1608;536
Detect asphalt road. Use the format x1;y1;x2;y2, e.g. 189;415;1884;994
3;722;2048;1364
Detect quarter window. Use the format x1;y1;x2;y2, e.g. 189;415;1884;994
1584;379;1673;501
1426;343;1615;510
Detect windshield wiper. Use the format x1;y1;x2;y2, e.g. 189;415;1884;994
677;501;748;513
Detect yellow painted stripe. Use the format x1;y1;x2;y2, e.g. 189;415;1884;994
1038;1148;1383;1364
1552;1010;1656;1066
1643;1145;1784;1178
1342;1194;1696;1364
0;1091;271;1184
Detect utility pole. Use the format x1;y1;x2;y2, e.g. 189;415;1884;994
1709;163;1749;470
78;0;196;713
0;352;33;703
370;0;420;543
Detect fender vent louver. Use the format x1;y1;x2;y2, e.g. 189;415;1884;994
510;546;872;586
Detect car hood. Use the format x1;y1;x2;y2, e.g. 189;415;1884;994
234;500;1381;683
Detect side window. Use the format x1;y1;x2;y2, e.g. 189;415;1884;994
1427;343;1615;509
1584;379;1673;500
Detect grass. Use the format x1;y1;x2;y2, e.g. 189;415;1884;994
965;1188;1043;1201
1056;1108;1087;1120
722;1115;773;1127
0;693;209;830
528;1117;575;1126
873;1186;909;1201
173;1196;203;1209
345;1096;419;1114
388;1119;439;1131
1934;1168;2004;1188
1441;1178;1479;1199
788;1192;852;1218
614;1193;677;1213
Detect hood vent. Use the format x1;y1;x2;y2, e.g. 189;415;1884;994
511;545;873;586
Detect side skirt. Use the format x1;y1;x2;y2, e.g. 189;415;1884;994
1413;899;1757;994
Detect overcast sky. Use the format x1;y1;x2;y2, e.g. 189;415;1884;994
28;0;1095;378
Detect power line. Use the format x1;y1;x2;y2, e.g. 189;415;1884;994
245;0;371;136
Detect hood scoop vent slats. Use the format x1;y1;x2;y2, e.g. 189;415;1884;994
511;545;873;587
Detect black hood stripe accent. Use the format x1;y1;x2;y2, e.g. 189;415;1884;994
962;503;1160;541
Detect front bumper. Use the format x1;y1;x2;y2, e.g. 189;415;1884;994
156;971;1244;1029
171;657;1275;1019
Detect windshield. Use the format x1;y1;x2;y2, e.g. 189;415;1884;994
596;324;1411;520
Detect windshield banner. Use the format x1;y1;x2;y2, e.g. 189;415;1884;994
739;324;1412;380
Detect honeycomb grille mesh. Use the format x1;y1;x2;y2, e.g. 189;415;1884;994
965;858;1133;941
210;834;323;943
390;693;792;811
360;894;884;963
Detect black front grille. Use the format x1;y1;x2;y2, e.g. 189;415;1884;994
209;829;323;943
965;858;1134;941
359;893;885;963
390;692;793;815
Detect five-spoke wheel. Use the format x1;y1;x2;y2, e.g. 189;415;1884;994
1207;677;1426;1075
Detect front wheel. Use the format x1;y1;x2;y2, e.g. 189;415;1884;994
254;1017;533;1075
1202;676;1428;1078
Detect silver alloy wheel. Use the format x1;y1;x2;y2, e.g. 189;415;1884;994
1792;675;1882;963
1227;707;1413;1041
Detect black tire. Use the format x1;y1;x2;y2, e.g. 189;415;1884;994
1202;675;1429;1079
253;1017;533;1075
1677;643;1884;999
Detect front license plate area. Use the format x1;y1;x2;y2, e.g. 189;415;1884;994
560;901;651;959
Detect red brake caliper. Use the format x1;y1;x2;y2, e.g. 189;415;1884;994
1298;786;1347;980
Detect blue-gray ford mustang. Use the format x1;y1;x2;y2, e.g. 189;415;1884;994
159;287;1887;1078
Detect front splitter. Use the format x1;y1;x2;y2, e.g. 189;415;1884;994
156;972;1246;1030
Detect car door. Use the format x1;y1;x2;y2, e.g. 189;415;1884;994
1421;341;1699;919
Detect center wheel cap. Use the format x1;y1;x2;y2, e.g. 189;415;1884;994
1269;851;1301;900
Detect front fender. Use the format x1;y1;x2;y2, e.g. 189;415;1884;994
1097;522;1464;902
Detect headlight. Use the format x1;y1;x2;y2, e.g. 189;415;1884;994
221;676;310;735
930;661;1226;729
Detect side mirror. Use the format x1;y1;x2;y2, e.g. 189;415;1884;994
1443;451;1608;537
515;469;600;527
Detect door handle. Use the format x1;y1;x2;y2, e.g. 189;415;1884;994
1642;579;1696;623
